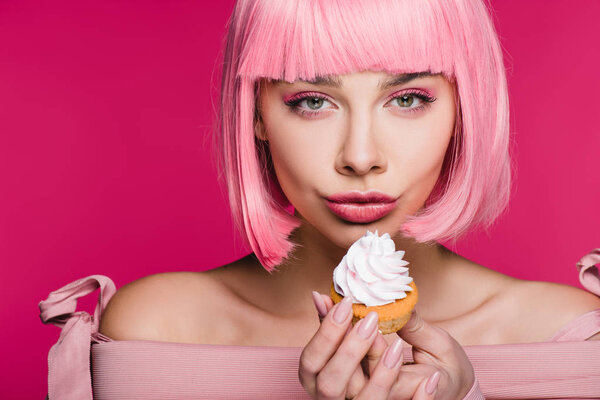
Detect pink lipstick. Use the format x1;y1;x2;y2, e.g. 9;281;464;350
324;191;397;223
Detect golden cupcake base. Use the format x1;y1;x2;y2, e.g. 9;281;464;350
330;281;418;334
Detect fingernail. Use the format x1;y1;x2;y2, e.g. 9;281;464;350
333;296;353;324
383;338;404;368
357;311;378;338
311;291;327;317
425;371;441;395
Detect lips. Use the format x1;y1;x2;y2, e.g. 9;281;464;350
325;191;397;223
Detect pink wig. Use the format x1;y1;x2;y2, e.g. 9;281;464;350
217;0;511;271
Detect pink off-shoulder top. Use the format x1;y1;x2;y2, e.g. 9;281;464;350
39;250;600;399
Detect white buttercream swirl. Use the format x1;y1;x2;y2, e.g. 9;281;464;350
333;230;413;307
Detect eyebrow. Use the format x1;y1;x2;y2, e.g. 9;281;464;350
299;71;434;89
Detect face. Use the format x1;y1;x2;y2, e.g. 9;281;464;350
257;71;456;250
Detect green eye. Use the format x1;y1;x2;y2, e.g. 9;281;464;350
306;97;325;110
386;91;437;115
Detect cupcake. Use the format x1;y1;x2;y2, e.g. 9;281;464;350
330;230;418;334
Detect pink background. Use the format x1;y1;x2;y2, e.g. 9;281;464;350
0;1;598;398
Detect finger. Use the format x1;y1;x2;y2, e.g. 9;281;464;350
299;296;354;397
322;294;352;338
321;293;335;326
311;292;336;324
355;337;404;400
312;291;328;320
345;364;367;399
397;310;457;362
412;370;441;400
316;311;379;399
322;293;334;310
389;363;439;399
348;326;383;398
365;331;389;377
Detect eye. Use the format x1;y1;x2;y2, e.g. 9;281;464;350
393;95;419;107
283;91;334;118
386;90;437;115
303;97;327;110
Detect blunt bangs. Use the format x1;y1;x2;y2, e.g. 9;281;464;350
219;0;512;271
237;0;455;81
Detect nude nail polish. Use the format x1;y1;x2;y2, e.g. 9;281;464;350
357;311;378;338
311;291;327;317
383;338;404;368
332;296;352;324
425;371;441;395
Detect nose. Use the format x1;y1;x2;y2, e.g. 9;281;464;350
335;112;387;176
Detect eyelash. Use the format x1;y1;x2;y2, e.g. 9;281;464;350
283;90;437;118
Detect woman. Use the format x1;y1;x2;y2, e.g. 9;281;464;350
40;0;600;399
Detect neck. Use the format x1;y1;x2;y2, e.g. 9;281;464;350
262;222;451;317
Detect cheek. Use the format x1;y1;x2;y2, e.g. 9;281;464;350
394;108;455;195
263;118;334;198
404;132;451;175
269;140;310;187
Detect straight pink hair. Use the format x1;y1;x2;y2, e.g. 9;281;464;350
217;0;511;271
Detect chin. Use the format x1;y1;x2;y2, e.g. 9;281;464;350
322;217;404;250
295;207;406;250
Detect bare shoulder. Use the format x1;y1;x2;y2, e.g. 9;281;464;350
99;270;222;342
99;260;249;343
499;278;600;342
434;252;600;344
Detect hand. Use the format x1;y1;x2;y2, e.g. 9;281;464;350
389;310;475;399
304;292;475;399
300;292;405;399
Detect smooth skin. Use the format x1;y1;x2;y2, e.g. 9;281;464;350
100;71;600;399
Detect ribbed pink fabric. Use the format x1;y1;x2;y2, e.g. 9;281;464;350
88;332;600;400
39;250;600;399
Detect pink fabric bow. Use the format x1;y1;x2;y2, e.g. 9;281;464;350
39;275;116;400
578;248;600;295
